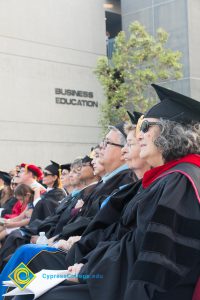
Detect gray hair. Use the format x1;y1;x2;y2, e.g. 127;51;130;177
108;125;127;145
154;120;200;162
124;123;136;135
71;158;82;170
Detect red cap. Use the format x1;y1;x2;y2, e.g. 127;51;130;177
20;163;43;180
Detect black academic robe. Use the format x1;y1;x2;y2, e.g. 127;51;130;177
30;188;66;222
8;180;140;282
65;180;141;266
56;168;134;240
30;162;200;300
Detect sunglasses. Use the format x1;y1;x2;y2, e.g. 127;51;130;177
43;171;53;177
140;120;162;133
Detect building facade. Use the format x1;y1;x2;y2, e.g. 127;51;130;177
121;0;200;98
0;0;106;170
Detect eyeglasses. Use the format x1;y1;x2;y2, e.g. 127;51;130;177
43;171;53;177
102;139;124;149
140;120;162;133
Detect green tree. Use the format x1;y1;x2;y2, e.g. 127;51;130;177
95;21;183;132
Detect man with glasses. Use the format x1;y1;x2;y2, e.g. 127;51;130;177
99;123;134;184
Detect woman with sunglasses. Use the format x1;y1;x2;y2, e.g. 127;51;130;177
14;84;199;300
27;161;67;223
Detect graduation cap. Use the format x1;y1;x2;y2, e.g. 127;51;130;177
113;122;127;138
127;111;143;125
61;163;71;171
81;155;93;165
46;161;60;176
0;171;11;185
20;163;43;180
49;161;71;174
145;84;200;122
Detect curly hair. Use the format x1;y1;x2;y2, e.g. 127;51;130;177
154;120;200;162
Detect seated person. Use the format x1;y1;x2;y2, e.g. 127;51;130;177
0;184;34;241
0;171;13;216
60;164;72;195
0;176;20;218
29;161;67;222
17;163;46;194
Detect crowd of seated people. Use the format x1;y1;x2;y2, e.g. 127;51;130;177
0;84;199;300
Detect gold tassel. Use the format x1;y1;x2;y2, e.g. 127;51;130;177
136;115;144;138
58;165;62;188
89;149;95;159
25;164;28;174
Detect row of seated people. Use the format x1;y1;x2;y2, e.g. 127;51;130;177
0;116;138;268
0;84;200;300
0;162;70;248
0;161;72;223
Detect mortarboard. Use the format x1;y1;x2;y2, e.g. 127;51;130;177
46;161;60;176
81;155;93;165
0;171;11;185
61;163;71;171
127;111;143;125
49;161;71;173
145;84;200;122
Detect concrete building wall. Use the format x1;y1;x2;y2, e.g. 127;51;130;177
188;0;200;99
0;0;106;170
121;0;196;96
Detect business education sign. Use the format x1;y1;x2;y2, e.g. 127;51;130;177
55;88;98;108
